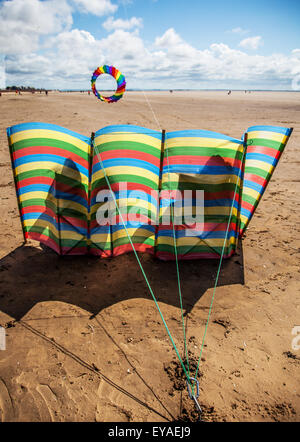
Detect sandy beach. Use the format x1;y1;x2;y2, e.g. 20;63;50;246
0;90;299;422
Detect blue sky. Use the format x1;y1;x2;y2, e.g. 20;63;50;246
0;0;300;90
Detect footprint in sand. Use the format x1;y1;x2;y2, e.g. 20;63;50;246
35;385;59;422
0;378;14;422
96;379;131;422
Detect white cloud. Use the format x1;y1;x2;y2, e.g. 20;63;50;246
229;27;249;35
292;49;300;58
0;0;72;54
72;0;117;16
2;16;300;90
155;28;198;59
102;16;143;31
239;36;262;50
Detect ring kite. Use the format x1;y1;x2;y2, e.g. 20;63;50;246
91;65;126;103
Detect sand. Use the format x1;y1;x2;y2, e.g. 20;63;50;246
0;90;299;422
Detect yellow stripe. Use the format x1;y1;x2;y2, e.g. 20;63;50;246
161;172;241;185
240;214;249;225
19;191;87;214
15;161;89;185
165;137;242;150
242;187;261;201
94;133;161;149
90;233;111;242
245;159;274;173
112;228;154;240
24;219;85;241
157;235;236;247
159;205;238;218
92;165;159;185
10;129;89;153
247;131;287;143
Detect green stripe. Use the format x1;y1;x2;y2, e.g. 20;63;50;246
25;226;86;247
90;242;111;250
11;138;89;161
157;244;235;255
112;236;154;248
92;174;158;191
166;146;244;159
244;167;271;180
15;169;89;192
96;141;161;158
241;193;257;206
20;199;87;219
248;138;285;151
161;181;240;192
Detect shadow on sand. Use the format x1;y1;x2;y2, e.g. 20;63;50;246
0;240;244;321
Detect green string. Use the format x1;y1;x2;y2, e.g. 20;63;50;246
192;140;247;385
92;140;192;387
165;144;191;385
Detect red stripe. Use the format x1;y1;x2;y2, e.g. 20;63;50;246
91;182;155;199
13;146;89;169
247;145;281;159
93;149;160;166
241;200;254;211
27;232;60;253
18;176;88;200
156;250;234;261
61;246;87;255
244;173;268;188
89;248;112;257
158;222;238;232
113;243;154;257
22;205;57;218
165;155;242;168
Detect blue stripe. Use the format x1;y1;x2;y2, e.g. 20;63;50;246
93;158;160;175
95;124;161;139
245;152;278;165
166;129;242;144
158;229;237;239
247;125;290;135
160;197;238;209
7;122;90;143
23;212;87;234
91;189;158;208
112;224;155;232
163;164;240;175
91;225;110;234
14;154;89;177
19;184;88;207
241;207;252;218
243;179;264;194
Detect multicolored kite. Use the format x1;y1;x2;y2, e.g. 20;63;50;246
91;65;126;103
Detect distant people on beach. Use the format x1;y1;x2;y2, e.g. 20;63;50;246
227;90;231;95
88;90;90;95
45;90;48;95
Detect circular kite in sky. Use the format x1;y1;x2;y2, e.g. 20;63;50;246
91;65;126;103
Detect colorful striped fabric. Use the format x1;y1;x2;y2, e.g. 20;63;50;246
240;125;293;234
90;125;161;257
7;122;91;255
156;130;244;260
7;122;292;259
